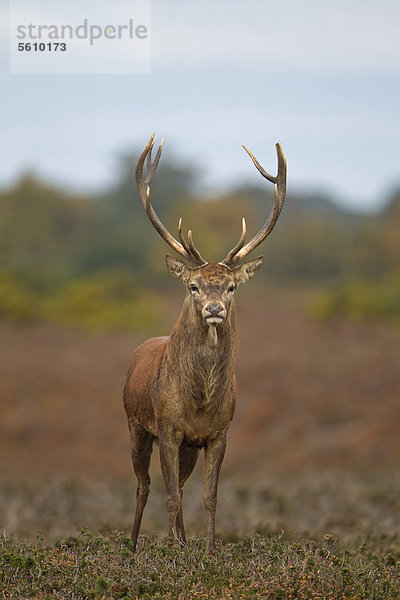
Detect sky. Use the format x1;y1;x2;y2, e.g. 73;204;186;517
1;0;399;211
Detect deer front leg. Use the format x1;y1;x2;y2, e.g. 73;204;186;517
176;446;201;544
129;422;154;552
203;430;227;555
159;429;184;545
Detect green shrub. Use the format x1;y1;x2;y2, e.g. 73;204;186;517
0;269;163;333
311;274;400;325
42;270;162;333
0;270;38;322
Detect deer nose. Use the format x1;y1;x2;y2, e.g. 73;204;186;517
206;304;224;317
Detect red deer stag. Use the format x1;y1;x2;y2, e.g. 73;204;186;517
123;134;287;554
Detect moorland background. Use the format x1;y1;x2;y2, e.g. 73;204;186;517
1;153;400;598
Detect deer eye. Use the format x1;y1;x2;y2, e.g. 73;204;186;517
228;285;235;293
190;284;199;293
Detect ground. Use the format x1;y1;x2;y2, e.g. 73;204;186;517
1;291;400;598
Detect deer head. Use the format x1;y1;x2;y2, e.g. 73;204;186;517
165;255;262;328
136;133;287;330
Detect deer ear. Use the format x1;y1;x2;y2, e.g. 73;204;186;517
233;256;263;285
165;253;192;283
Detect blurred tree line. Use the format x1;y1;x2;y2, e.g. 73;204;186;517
0;150;399;330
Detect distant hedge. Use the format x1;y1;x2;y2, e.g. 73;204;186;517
0;269;163;333
311;274;400;325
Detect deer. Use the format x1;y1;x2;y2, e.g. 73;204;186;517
123;133;287;554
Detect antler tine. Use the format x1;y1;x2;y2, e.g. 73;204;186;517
242;145;276;184
145;137;163;186
178;218;206;265
135;134;206;266
178;217;192;256
187;230;206;265
136;133;155;211
222;142;287;266
221;218;247;266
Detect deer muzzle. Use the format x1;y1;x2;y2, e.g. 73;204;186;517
203;303;226;325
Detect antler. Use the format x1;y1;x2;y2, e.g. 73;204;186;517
135;133;207;266
221;142;287;266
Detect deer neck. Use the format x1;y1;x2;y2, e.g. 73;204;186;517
166;297;238;408
170;296;237;351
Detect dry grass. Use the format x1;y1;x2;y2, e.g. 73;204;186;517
2;472;400;599
2;521;400;599
1;471;400;547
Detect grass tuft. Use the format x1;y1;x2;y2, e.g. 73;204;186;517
1;530;400;599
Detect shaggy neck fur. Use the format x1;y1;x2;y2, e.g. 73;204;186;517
166;296;238;410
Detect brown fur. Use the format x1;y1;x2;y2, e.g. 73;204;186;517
123;256;262;553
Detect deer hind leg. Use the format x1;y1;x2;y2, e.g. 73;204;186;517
129;421;154;552
176;446;200;544
204;431;227;554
